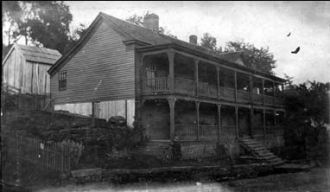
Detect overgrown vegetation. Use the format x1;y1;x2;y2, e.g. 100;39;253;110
2;1;87;54
282;81;330;165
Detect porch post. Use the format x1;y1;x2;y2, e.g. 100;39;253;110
263;108;266;140
195;59;199;96
168;96;176;140
235;106;239;138
196;101;200;141
273;110;277;127
272;81;276;105
91;102;95;127
250;106;254;137
262;79;265;105
234;71;238;102
167;50;175;94
249;75;253;103
217;67;220;98
217;104;222;141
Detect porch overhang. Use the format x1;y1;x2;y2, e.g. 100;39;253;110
136;43;286;83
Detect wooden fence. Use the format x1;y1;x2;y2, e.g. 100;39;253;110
3;132;71;173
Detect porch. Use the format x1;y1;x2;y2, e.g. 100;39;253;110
140;98;285;144
140;51;285;107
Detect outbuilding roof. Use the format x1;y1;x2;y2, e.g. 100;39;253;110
2;44;62;65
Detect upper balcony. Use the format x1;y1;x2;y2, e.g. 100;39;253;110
140;51;285;107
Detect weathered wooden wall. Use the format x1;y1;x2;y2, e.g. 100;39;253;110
3;48;24;90
54;99;135;126
2;48;51;95
50;20;135;104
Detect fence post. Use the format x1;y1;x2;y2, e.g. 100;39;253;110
15;133;21;186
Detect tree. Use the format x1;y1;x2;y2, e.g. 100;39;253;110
283;81;330;163
225;41;276;74
2;1;23;45
200;33;218;51
125;14;143;26
2;1;84;54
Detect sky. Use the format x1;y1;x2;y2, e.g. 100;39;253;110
9;1;330;84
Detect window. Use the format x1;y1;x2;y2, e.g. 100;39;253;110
59;71;67;91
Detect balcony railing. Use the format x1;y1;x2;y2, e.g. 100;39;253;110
253;93;263;104
264;95;274;105
142;77;284;106
237;90;250;103
274;97;284;106
198;82;217;98
143;77;169;94
220;87;235;101
175;77;195;95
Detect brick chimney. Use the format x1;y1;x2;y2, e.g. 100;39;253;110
189;35;197;45
143;13;159;32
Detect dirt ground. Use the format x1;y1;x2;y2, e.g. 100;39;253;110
35;167;330;192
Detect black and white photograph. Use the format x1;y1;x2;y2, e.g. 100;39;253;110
1;1;330;191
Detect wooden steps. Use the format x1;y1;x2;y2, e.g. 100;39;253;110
239;137;285;166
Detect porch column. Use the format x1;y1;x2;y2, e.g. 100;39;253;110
262;108;266;140
168;97;176;140
91;102;95;127
249;75;253;103
235;106;239;138
273;110;277;127
250;107;254;137
195;59;199;96
217;104;222;141
262;79;265;105
167;50;175;93
234;71;238;102
272;81;276;105
217;67;220;98
196;101;200;140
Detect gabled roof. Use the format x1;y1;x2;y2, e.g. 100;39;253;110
48;12;285;82
2;44;62;65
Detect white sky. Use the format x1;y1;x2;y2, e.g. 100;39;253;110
10;1;330;84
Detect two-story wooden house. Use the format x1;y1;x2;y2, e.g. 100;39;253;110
48;12;286;160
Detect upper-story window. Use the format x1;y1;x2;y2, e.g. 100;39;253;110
59;71;67;91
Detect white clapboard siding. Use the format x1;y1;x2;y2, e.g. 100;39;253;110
54;102;92;117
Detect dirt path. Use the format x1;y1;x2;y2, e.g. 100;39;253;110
36;167;330;192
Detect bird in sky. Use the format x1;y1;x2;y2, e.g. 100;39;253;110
287;32;291;37
291;46;300;54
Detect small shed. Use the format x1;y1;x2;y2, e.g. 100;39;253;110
2;44;62;95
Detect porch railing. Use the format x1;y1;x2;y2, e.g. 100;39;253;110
220;87;235;101
175;124;197;140
265;125;284;136
175;77;195;95
237;90;250;102
253;93;263;104
142;78;283;106
199;124;218;140
274;97;284;106
143;77;169;93
198;82;217;98
264;95;274;105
